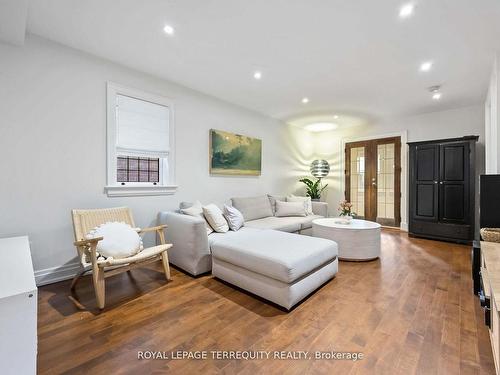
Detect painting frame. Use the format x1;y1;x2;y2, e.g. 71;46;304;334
209;129;262;176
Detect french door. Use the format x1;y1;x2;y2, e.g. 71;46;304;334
345;137;401;227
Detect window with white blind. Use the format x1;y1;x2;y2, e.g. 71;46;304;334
105;83;177;197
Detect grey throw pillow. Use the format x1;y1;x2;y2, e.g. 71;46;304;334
223;204;244;231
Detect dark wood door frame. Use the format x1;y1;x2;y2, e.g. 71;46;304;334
345;136;401;227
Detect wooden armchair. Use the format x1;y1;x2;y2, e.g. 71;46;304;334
71;207;172;309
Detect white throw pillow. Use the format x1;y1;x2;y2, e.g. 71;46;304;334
287;195;313;215
86;222;143;259
181;201;214;235
203;204;229;233
275;201;307;217
223;204;245;231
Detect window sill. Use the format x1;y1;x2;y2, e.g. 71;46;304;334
104;185;178;197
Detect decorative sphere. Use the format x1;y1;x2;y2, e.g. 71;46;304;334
310;160;330;178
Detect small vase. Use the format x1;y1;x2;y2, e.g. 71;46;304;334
344;215;353;223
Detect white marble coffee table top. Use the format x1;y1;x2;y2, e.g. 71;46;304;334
312;218;381;230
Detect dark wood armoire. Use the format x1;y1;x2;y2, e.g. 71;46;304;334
408;135;478;243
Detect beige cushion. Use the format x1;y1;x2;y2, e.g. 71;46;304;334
231;195;273;221
203;204;229;233
275;201;306;217
267;194;286;215
244;216;302;232
287;195;313;215
244;215;325;232
86;222;143;259
181;201;214;235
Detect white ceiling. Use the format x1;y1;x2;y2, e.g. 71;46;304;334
25;0;500;123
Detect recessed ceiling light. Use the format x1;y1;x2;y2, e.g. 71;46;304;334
301;97;309;104
163;24;175;35
420;61;433;72
333;115;339;119
429;85;442;100
305;122;338;132
253;71;262;80
399;3;415;18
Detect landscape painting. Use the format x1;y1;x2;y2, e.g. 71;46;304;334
210;129;262;176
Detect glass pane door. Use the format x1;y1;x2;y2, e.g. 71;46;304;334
349;147;365;219
345;137;401;227
377;143;396;226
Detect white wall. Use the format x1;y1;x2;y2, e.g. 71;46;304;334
0;36;295;284
287;105;485;230
485;53;500;174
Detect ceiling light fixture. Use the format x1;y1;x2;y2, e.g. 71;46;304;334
163;24;175;35
429;85;442;100
305;122;338;132
399;3;415;18
333;115;339;119
253;71;262;80
420;61;433;72
301;97;309;104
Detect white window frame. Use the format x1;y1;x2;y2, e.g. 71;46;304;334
105;82;177;197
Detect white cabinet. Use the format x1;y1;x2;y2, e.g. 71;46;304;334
0;236;37;375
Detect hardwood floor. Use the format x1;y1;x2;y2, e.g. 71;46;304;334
37;230;495;374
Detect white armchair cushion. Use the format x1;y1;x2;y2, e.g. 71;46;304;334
287;195;313;215
86;222;143;259
203;204;229;233
223;204;245;231
180;201;214;235
275;201;307;217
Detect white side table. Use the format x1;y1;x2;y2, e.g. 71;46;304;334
312;218;381;261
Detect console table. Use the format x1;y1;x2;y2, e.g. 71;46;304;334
480;241;500;373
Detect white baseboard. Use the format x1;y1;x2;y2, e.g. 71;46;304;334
34;262;81;286
400;222;409;232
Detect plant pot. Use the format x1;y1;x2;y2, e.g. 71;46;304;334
311;198;320;202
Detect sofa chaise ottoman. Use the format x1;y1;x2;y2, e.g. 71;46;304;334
209;228;338;310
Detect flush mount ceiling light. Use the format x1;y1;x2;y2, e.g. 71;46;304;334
301;97;310;104
429;85;442;100
420;61;433;72
399;3;415;18
305;122;338;132
253;71;262;80
163;24;175;35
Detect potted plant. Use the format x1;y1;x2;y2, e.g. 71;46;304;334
299;178;328;201
338;200;356;223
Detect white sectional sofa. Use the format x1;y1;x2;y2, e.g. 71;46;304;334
157;195;338;310
158;195;329;275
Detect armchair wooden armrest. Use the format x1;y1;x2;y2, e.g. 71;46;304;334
74;237;103;246
137;224;167;234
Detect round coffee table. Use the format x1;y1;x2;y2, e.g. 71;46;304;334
312;218;381;261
